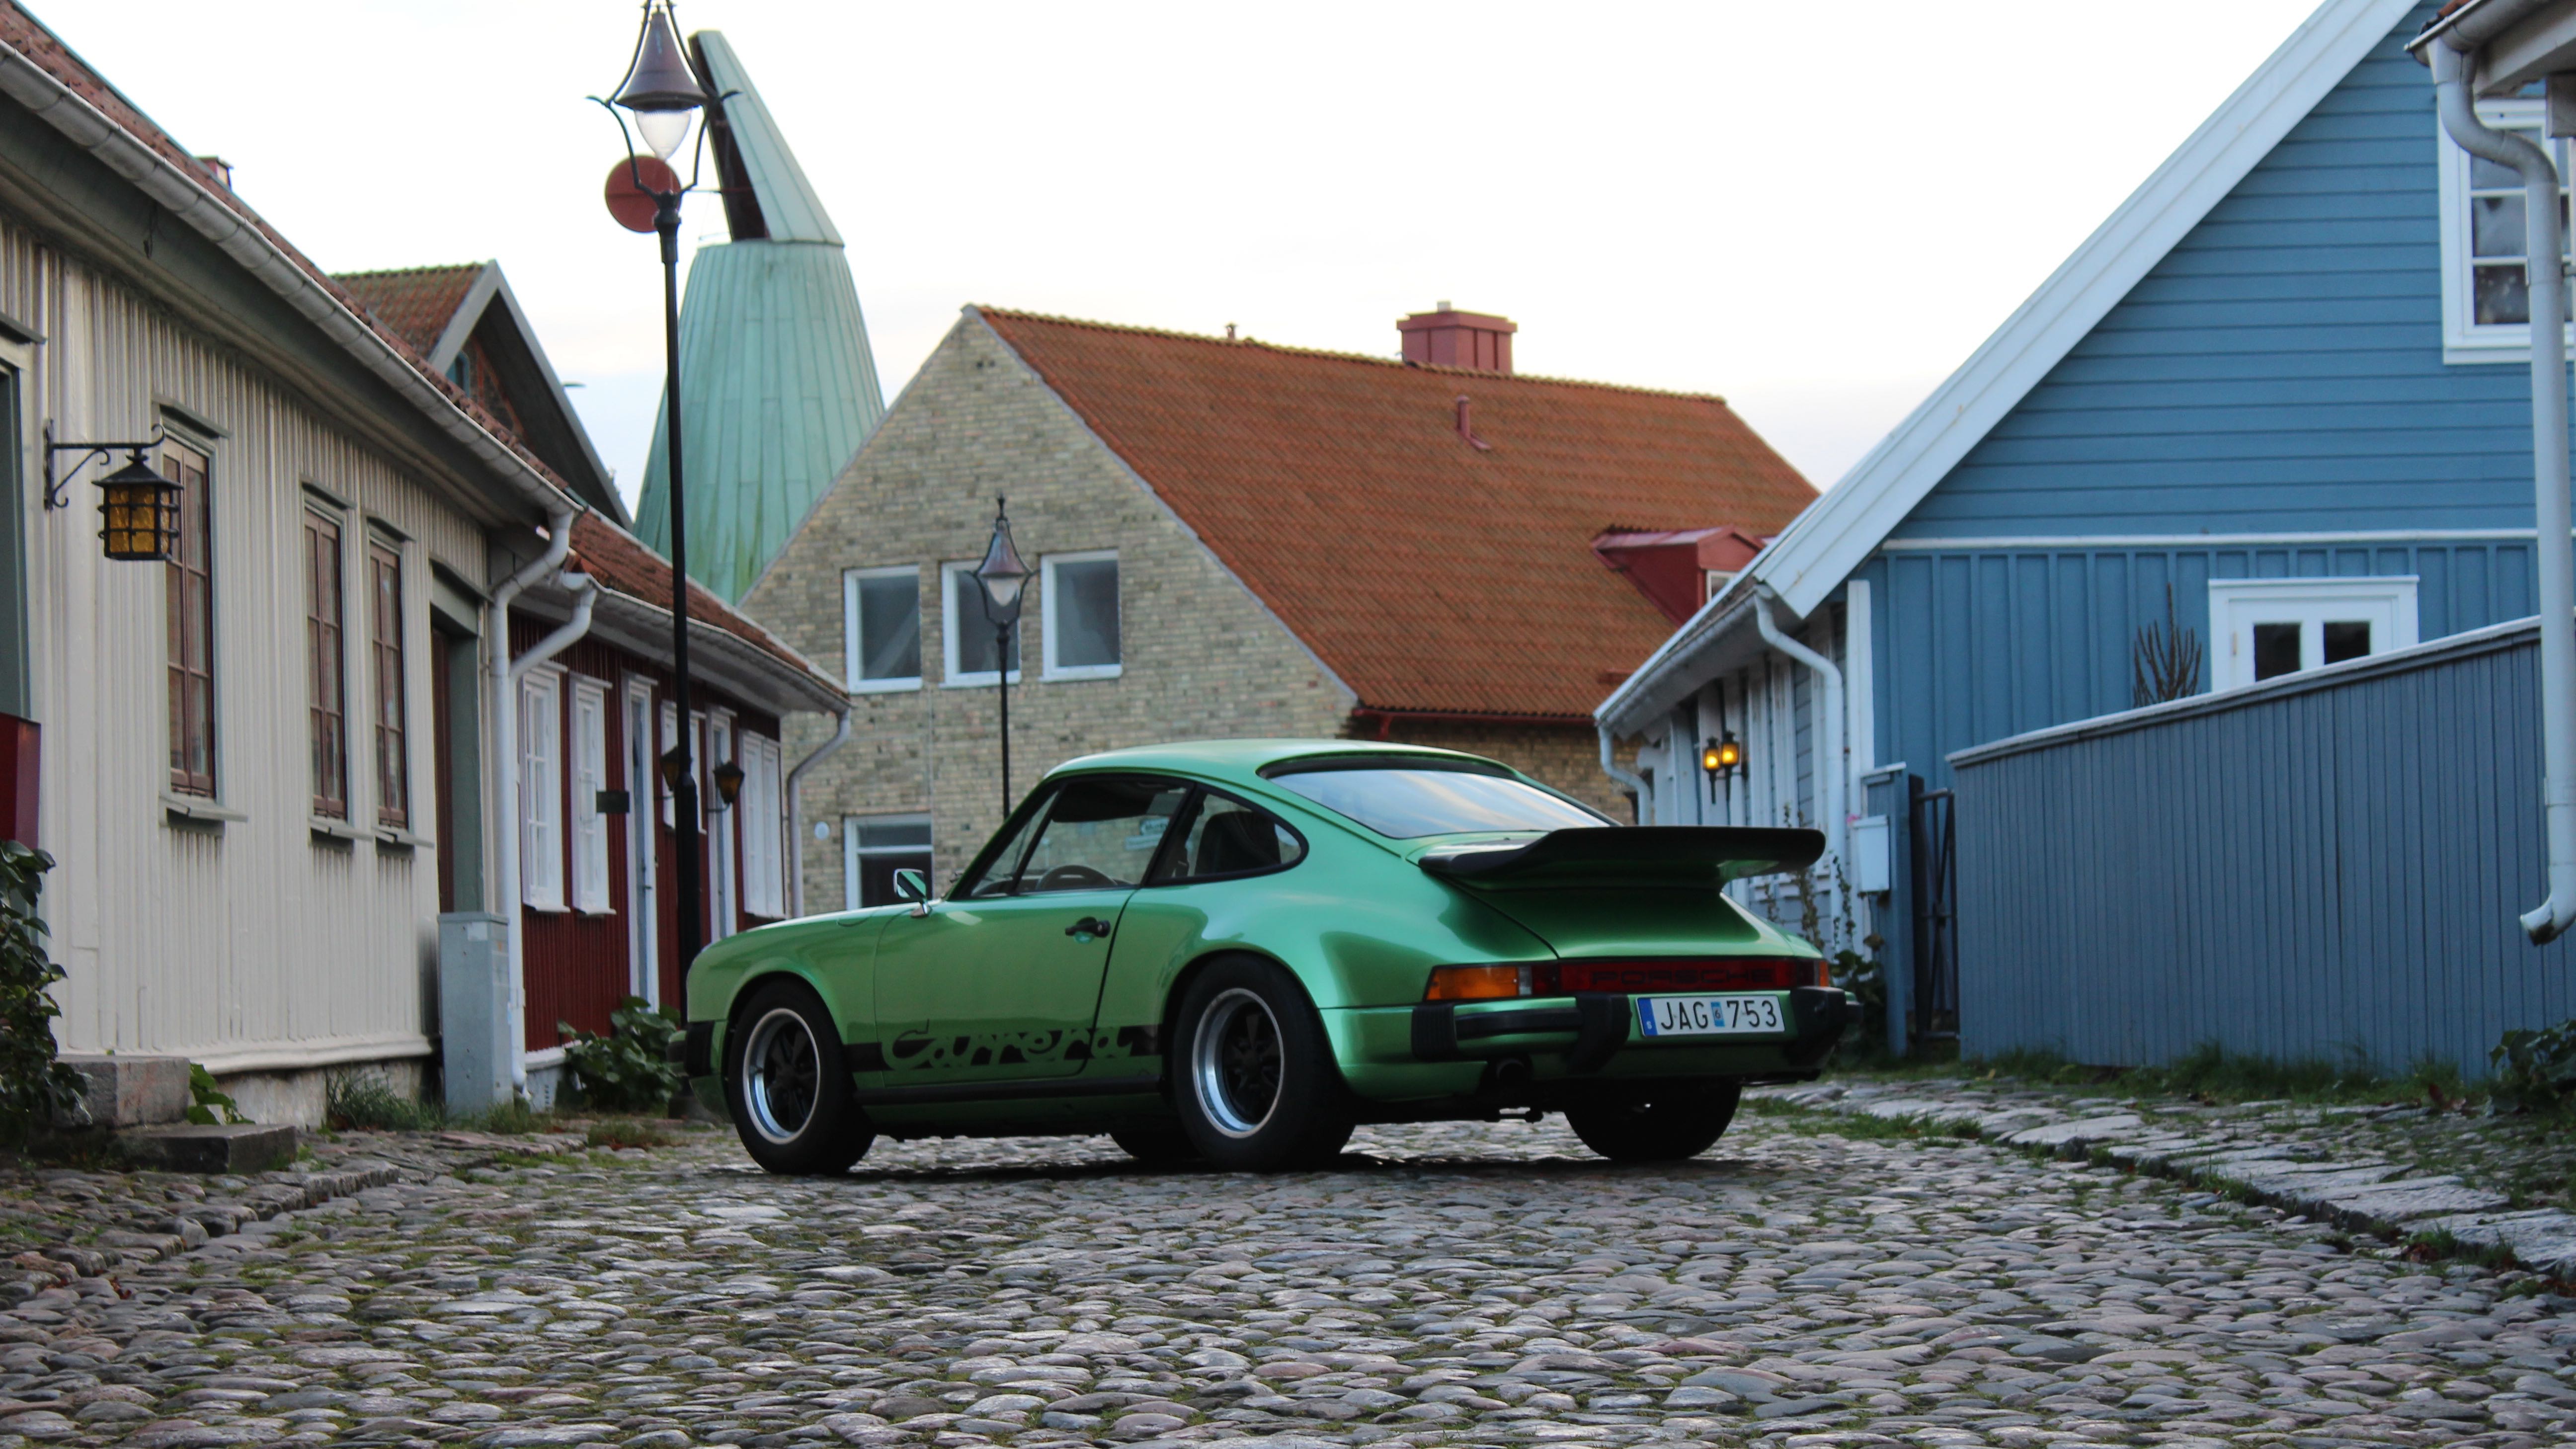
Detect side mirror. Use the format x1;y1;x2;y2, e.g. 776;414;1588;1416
893;868;929;910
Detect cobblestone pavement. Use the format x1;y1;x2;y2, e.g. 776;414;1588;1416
0;1114;2571;1449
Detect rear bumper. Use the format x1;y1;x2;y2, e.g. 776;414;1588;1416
1334;986;1856;1100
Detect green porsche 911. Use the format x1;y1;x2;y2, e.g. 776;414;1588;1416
681;740;1854;1174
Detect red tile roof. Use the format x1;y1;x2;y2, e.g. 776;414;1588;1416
568;512;838;692
978;309;1815;721
335;264;483;359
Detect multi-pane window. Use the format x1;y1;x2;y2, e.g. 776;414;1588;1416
571;678;612;912
367;539;409;829
2209;577;2420;691
1042;551;1121;679
303;507;347;818
163;439;215;797
2441;100;2575;355
739;733;784;918
709;715;736;939
941;561;1020;684
520;670;564;910
842;565;922;691
844;814;932;908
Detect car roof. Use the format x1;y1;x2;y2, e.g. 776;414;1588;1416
1044;737;1509;787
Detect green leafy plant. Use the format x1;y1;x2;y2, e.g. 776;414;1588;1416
2491;1019;2576;1112
327;1075;445;1131
558;997;685;1114
0;844;80;1145
184;1064;247;1125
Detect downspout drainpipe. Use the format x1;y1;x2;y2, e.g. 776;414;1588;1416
785;709;853;917
1755;592;1846;891
1598;724;1652;826
485;506;582;1098
500;572;597;1090
2434;46;2576;944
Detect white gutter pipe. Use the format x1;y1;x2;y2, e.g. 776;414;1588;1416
1597;724;1653;826
485;509;580;1094
784;709;853;917
498;571;597;1089
1755;592;1846;885
2433;45;2576;944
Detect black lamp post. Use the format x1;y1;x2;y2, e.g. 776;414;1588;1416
600;0;713;967
972;498;1031;817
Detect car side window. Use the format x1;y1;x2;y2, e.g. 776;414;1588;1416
1149;790;1307;885
953;789;1056;900
1016;776;1191;894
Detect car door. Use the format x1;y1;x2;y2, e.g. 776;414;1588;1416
873;774;1190;1087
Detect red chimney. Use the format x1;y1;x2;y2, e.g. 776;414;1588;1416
1399;301;1516;374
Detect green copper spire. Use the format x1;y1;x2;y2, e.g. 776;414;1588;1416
635;30;885;602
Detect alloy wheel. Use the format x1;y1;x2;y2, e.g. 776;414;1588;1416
1192;987;1284;1137
742;1006;821;1144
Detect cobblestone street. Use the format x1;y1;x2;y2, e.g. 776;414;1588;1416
0;1114;2571;1449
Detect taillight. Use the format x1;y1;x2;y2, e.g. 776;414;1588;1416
1421;956;1820;1001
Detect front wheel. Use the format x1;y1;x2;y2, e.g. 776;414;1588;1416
724;979;875;1175
1172;958;1352;1171
1564;1082;1742;1162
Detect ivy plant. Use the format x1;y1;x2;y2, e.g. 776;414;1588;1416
0;844;81;1144
559;996;685;1114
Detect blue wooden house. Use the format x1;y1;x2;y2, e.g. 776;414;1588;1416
1596;0;2563;1045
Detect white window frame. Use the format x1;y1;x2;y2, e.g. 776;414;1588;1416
940;560;1022;687
570;675;613;914
2437;98;2575;364
2208;576;2420;691
624;677;660;1002
844;811;934;910
1041;549;1123;681
842;564;923;693
519;666;566;912
739;732;785;919
710;711;737;940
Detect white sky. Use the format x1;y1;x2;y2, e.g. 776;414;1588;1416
45;0;2330;516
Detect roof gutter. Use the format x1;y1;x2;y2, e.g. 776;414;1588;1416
2428;40;2576;944
2408;0;2554;59
0;41;568;523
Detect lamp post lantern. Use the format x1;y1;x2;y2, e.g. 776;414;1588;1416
972;498;1031;817
598;0;713;967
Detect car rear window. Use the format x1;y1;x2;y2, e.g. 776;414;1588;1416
1268;765;1610;839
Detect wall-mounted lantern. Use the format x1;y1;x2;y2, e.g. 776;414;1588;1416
711;759;745;812
44;426;178;562
1701;731;1743;802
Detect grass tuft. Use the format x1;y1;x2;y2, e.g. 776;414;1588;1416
584;1118;678;1150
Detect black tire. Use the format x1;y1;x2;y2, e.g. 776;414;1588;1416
724;978;875;1175
1565;1082;1743;1162
1171;958;1353;1171
1108;1126;1199;1164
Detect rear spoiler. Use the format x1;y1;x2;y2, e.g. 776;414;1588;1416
1416;826;1825;889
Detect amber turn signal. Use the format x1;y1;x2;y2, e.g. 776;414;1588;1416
1423;964;1524;1001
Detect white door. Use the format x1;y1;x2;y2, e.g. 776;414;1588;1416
624;679;659;1004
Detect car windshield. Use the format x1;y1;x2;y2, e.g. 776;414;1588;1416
1269;766;1610;839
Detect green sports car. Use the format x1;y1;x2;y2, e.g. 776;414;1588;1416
681;739;1855;1174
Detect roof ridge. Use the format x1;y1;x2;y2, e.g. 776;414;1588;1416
331;261;490;280
974;305;1733;404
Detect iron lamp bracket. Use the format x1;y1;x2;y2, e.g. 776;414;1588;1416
44;420;161;510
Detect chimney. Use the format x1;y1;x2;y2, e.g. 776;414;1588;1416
1398;301;1516;374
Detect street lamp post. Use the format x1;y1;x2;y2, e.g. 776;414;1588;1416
600;0;713;967
971;498;1031;817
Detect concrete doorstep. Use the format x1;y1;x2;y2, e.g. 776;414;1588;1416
116;1122;298;1175
1754;1080;2576;1281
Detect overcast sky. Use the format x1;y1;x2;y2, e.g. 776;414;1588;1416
48;0;2329;515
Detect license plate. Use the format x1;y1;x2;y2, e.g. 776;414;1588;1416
1634;993;1785;1038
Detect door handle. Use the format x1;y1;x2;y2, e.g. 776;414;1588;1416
1066;916;1111;939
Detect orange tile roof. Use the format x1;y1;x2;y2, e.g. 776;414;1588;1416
978;309;1816;721
568;513;838;691
335;264;483;358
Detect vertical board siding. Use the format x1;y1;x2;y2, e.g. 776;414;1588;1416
8;215;492;1072
1868;540;2533;792
1954;624;2574;1075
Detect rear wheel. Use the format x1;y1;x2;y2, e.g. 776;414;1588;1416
1565;1082;1742;1162
724;979;874;1175
1109;1126;1199;1164
1172;958;1353;1171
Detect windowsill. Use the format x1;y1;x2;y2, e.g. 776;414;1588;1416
164;794;244;826
310;816;366;844
941;671;1023;689
375;827;431;853
522;901;570;916
1042;664;1124;683
850;678;923;695
574;904;617;918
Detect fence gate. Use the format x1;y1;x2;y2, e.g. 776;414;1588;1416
1909;780;1959;1042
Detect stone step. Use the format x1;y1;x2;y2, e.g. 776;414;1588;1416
55;1054;192;1128
119;1123;297;1175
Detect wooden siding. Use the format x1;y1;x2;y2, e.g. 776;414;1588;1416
1894;3;2549;538
4;217;492;1073
1863;538;2535;790
1951;620;2574;1075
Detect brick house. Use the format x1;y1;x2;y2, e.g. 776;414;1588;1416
745;305;1812;907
